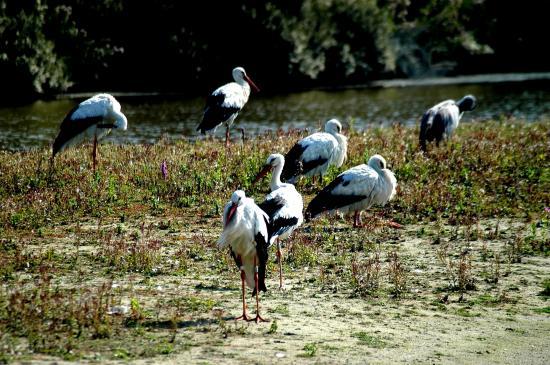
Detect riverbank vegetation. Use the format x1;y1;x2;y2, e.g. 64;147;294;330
0;120;548;363
1;0;548;99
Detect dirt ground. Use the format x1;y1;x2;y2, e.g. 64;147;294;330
6;215;549;365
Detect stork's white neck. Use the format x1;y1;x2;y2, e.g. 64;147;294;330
113;110;128;131
270;162;284;191
238;80;251;100
333;133;348;167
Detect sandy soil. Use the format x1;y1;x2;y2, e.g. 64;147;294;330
4;216;549;365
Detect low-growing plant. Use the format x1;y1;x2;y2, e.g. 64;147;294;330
351;251;381;297
1;277;116;357
352;331;386;348
100;223;162;274
387;250;409;297
539;279;550;299
301;343;317;357
436;244;476;292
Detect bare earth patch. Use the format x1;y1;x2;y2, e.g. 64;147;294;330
2;216;548;364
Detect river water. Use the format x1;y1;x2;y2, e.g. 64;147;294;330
0;77;548;151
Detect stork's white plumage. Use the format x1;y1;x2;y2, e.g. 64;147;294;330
197;67;259;147
218;190;270;323
52;93;128;170
281;119;347;184
254;154;304;289
419;95;477;151
306;154;398;228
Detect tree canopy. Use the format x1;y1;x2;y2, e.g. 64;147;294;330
0;0;547;100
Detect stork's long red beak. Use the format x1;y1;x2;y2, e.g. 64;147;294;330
244;75;260;92
252;165;271;185
226;203;238;227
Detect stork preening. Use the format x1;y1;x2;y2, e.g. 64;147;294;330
197;67;259;147
218;190;270;323
306;154;399;228
51;93;128;170
419;95;477;152
254;154;304;289
281;119;348;184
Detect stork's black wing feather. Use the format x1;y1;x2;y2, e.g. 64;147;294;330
281;142;306;182
252;216;270;296
420;108;452;151
196;93;240;133
52;106;104;156
302;156;329;174
258;196;298;240
258;195;286;218
419;110;432;152
305;175;367;218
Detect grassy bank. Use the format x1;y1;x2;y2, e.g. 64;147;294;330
0;120;549;363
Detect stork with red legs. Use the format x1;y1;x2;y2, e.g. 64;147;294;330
254;154;303;289
306;154;400;228
51;93;128;171
218;190;270;323
419;95;477;152
197;67;259;147
281;119;347;184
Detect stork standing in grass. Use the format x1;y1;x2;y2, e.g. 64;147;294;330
51;93;128;171
281;119;347;184
419;95;477;152
197;67;260;147
218;190;270;323
254;154;303;289
306;154;399;228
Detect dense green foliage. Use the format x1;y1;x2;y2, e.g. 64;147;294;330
1;0;547;98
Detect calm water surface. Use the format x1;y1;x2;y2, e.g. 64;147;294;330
0;80;548;151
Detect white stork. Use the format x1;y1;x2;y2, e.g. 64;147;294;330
197;67;259;147
253;154;304;289
52;93;128;170
281;119;347;184
306;154;400;228
419;94;477;152
218;190;270;323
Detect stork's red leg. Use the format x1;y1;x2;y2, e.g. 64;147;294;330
353;211;363;228
92;134;98;172
386;221;403;229
378;211;403;229
240;128;245;145
276;239;283;290
234;259;249;321
250;256;268;323
225;125;230;148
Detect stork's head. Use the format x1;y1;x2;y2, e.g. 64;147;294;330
368;154;387;171
231;190;246;205
106;94;128;131
457;95;477;112
232;66;260;92
113;112;128;131
253;153;284;184
226;190;246;227
325;119;343;135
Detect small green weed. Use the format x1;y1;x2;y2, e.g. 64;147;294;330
533;307;550;314
300;343;317;357
352;332;386;348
